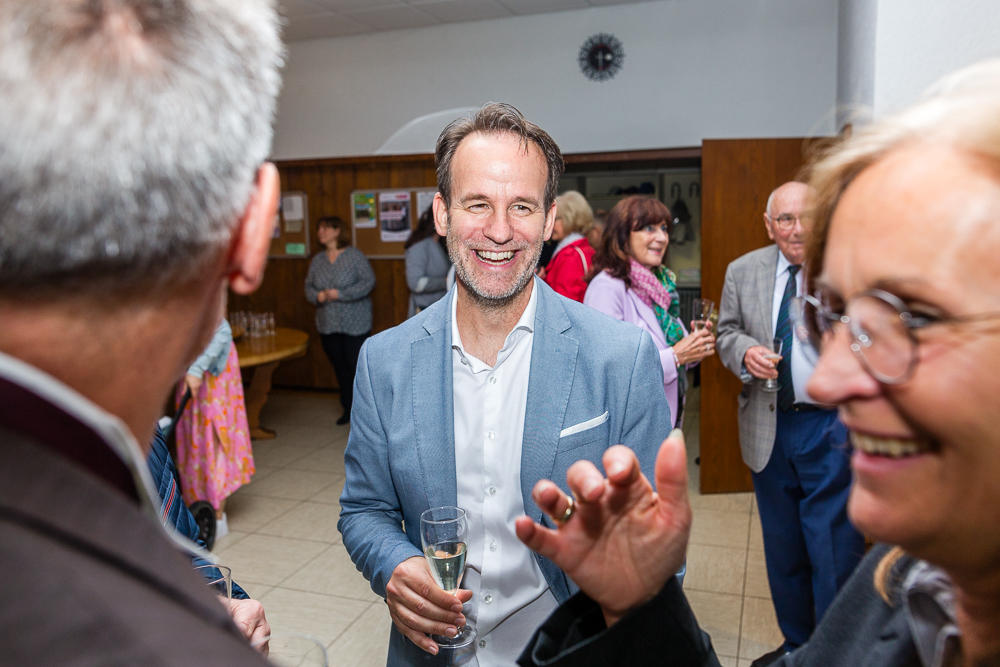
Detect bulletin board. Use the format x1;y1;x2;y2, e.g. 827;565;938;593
269;191;310;259
351;187;438;259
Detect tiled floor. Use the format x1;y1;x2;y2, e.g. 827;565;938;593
214;384;782;666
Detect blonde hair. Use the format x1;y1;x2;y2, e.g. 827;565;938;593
804;59;1000;604
805;58;1000;291
556;191;595;236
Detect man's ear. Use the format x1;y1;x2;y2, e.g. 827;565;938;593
228;162;280;295
543;201;558;241
763;213;776;242
433;192;449;238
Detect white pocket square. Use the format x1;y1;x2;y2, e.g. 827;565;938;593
559;411;609;438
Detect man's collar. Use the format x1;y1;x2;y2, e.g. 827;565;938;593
775;250;803;277
451;277;538;364
0;350;161;517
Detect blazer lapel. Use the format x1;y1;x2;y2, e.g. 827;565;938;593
521;282;578;525
411;293;457;509
755;245;780;341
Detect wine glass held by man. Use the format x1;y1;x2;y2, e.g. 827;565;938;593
515;59;1000;667
584;196;715;428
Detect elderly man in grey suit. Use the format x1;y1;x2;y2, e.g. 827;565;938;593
716;182;864;665
338;103;672;666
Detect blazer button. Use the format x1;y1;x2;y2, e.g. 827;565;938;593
769;404;775;412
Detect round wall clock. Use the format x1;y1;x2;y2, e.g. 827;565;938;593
578;33;625;82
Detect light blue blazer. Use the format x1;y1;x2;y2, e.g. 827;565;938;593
338;279;672;663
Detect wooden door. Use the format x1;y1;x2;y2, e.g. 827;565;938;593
699;138;815;493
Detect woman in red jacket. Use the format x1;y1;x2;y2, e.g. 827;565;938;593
543;190;596;301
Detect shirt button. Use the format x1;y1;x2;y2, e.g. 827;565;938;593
489;541;497;551
489;376;497;384
483;593;493;604
479;639;487;648
487;431;495;440
488;485;497;496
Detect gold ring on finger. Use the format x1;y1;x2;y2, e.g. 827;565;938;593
555;495;575;525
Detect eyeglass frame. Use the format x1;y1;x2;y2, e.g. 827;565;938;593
766;213;806;231
793;289;1000;385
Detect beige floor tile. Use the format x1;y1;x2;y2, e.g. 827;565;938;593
689;490;753;514
689;509;751;550
744;549;772;599
309;476;345;507
325;601;392;664
216;534;328;586
279;424;345;449
213;530;248;554
236;582;273;600
685;590;742;658
684;543;747;596
240;468;341;501
223;492;298;533
286;445;347;474
739;596;784;660
257;501;344;543
257;587;371;647
749;509;765;553
283;543;379;603
250;464;279;483
717;656;738;667
250;441;319;468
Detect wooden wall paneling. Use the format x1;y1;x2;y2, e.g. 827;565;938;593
699;138;814;494
230;154;437;390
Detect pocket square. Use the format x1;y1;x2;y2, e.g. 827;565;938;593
559;411;609;438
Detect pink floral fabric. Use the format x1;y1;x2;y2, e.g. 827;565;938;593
175;342;254;509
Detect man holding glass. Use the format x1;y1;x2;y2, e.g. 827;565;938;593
715;182;863;665
338;103;672;666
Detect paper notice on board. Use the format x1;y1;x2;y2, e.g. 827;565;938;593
282;194;304;221
416;191;437;221
285;218;303;233
353;193;377;229
379;191;412;243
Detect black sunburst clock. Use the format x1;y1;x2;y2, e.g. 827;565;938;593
578;33;625;82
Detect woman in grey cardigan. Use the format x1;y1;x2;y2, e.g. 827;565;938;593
305;216;375;424
403;207;451;318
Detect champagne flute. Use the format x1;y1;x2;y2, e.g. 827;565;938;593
420;506;477;648
193;564;232;611
763;338;783;390
692;298;715;331
251;633;328;666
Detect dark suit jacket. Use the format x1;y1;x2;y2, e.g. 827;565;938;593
518;545;921;667
0;428;269;666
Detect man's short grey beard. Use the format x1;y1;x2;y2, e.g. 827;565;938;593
446;219;542;313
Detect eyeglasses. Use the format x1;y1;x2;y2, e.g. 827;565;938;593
768;214;805;231
791;289;1000;384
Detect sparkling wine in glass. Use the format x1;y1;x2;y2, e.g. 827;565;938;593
692;298;715;331
420;506;477;648
763;338;784;390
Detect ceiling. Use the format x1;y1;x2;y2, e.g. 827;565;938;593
279;0;661;42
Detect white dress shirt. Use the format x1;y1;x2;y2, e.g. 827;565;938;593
771;252;817;404
450;280;558;667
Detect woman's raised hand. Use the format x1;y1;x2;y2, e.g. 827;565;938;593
672;322;715;365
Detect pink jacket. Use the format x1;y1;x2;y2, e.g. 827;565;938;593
584;270;689;427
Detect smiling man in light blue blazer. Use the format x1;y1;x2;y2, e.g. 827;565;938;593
338;104;672;667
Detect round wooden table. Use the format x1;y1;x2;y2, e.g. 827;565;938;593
236;327;309;440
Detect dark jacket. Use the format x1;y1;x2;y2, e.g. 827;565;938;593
0;378;267;666
518;544;920;667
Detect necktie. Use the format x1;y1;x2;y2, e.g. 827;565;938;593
775;265;799;412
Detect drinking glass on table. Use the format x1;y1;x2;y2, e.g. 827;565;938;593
691;298;715;331
763;338;784;390
193;564;232;611
251;633;328;666
419;506;477;648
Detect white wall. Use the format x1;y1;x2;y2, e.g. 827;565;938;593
271;0;839;160
836;0;877;127
872;0;1000;116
